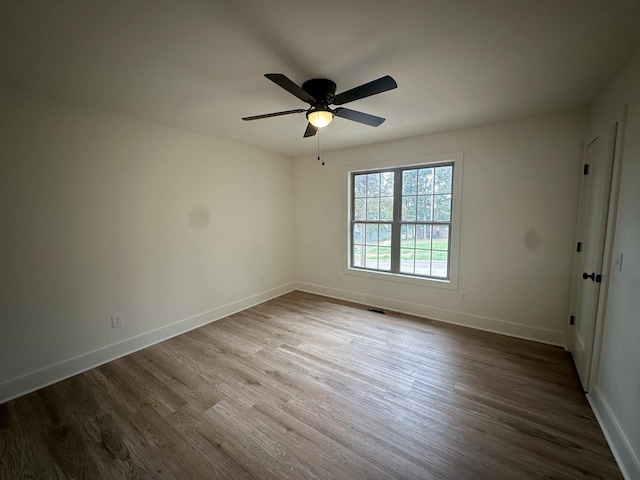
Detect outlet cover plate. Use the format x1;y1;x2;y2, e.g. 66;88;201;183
111;313;123;329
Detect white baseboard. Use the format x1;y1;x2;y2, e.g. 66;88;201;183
295;282;566;346
0;283;296;405
588;387;640;480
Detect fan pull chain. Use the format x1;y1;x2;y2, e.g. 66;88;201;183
317;128;325;166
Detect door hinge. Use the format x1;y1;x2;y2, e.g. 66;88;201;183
596;274;602;283
576;242;582;253
569;315;575;325
583;164;590;175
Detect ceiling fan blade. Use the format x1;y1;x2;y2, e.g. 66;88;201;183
265;73;316;104
242;109;306;121
333;75;397;105
303;123;318;137
334;108;385;127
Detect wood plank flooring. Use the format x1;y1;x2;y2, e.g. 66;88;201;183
0;291;622;479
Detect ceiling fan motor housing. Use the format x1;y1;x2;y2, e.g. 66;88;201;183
301;79;337;106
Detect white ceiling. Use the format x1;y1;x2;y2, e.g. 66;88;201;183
2;0;640;157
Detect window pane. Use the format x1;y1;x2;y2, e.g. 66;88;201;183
381;171;394;196
379;223;392;246
378;247;391;271
416;195;432;221
415;224;431;250
431;251;448;278
435;165;453;194
434;194;451;221
418;168;434;195
400;248;415;274
355;175;367;197
367;173;380;196
380;197;394;221
401;224;415;248
433;225;449;251
353;223;365;244
402;196;416;221
354;198;366;220
415;250;431;276
366;197;380;220
353;245;364;267
365;224;378;245
366;246;378;269
402;169;417;195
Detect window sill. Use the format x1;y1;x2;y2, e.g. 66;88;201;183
345;267;457;290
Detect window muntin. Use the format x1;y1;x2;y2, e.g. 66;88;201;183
350;162;454;280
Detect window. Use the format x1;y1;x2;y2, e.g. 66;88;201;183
349;160;458;283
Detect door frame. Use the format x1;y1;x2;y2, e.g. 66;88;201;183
585;107;628;391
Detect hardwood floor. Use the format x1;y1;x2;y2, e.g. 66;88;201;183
0;291;622;479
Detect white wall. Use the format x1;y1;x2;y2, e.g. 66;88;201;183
0;88;295;402
585;48;640;480
294;111;586;345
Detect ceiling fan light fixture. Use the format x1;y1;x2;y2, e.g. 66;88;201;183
307;109;334;128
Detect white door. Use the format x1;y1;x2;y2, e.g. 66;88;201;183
570;127;616;391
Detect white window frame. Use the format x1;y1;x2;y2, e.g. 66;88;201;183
343;152;463;290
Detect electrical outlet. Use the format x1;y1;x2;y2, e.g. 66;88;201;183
111;313;123;329
460;291;469;302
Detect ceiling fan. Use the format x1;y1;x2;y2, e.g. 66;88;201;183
242;73;398;138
